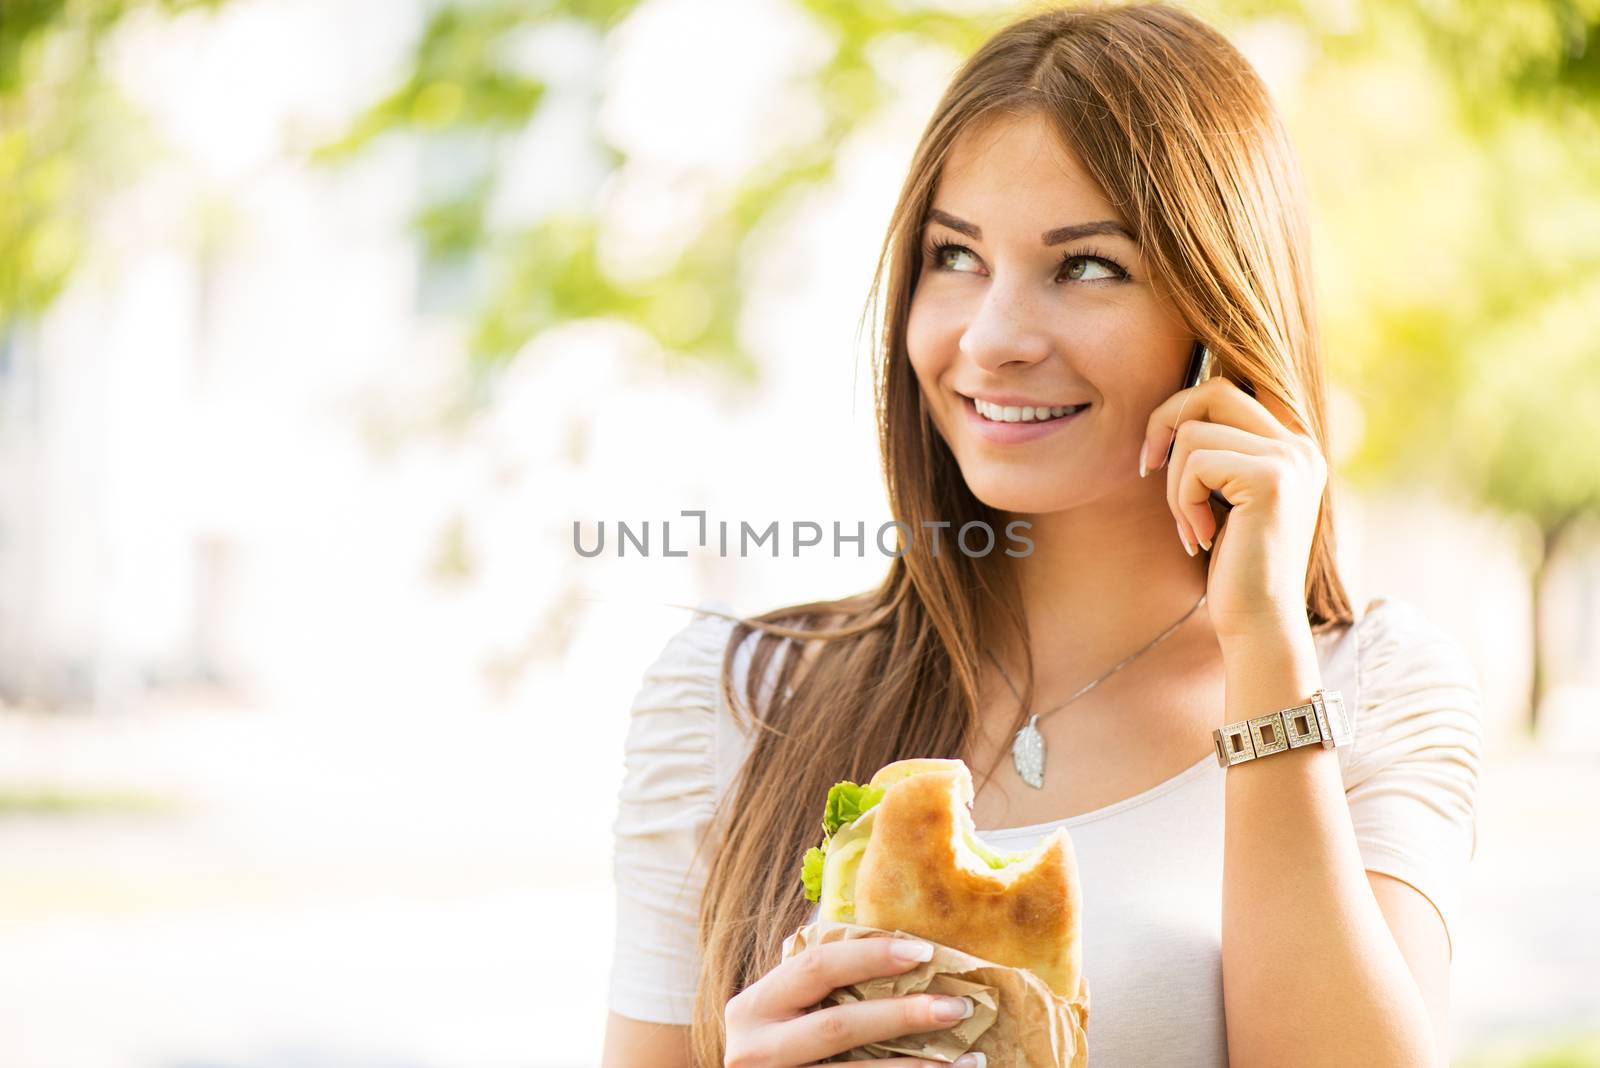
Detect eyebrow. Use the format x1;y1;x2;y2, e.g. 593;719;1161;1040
926;208;1135;246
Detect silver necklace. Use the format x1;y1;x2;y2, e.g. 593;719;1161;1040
987;592;1207;789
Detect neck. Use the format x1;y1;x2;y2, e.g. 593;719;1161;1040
982;481;1214;697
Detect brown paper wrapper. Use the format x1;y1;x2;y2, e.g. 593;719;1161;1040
780;920;1089;1067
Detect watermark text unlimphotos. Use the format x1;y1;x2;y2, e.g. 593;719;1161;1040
573;511;1034;559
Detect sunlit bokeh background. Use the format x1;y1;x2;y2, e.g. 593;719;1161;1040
2;1;1597;1066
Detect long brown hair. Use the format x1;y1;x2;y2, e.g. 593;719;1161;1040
688;3;1352;1062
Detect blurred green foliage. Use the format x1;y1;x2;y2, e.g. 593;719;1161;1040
315;0;1002;377
1454;1032;1600;1067
1268;0;1600;537
14;1;1593;524
0;785;183;817
313;4;558;160
0;0;221;333
313;0;1600;522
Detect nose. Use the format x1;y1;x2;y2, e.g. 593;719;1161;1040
956;278;1053;373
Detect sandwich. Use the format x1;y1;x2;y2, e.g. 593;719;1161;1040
800;758;1083;999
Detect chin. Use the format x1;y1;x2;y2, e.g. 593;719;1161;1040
958;466;1083;515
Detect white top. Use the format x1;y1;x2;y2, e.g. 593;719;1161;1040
607;597;1483;1067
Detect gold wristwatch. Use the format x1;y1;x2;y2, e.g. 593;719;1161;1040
1213;688;1351;767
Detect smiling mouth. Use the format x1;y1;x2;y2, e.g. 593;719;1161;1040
970;398;1090;423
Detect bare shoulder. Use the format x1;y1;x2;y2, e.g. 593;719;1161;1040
601;1012;692;1068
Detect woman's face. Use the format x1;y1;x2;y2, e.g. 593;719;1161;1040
906;110;1193;514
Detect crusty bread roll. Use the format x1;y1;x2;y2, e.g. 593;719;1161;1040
852;759;1083;998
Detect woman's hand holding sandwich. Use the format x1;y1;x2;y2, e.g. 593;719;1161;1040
722;936;982;1068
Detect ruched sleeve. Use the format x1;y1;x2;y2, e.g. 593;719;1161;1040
1343;597;1484;961
607;601;738;1025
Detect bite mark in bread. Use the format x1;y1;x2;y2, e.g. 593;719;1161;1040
850;761;1084;997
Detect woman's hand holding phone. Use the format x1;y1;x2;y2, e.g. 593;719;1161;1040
722;936;984;1068
1160;342;1257;508
1141;339;1327;643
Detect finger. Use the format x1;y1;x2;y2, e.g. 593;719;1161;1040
1177;449;1279;548
1251;380;1312;437
771;992;977;1066
1144;376;1295;476
1164;420;1276;550
743;937;935;1021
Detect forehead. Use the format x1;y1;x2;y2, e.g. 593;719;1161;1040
933;110;1117;220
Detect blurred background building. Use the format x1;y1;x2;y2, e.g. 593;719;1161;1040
0;0;1597;1066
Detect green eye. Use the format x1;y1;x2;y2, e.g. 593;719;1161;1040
1062;255;1120;282
926;241;977;271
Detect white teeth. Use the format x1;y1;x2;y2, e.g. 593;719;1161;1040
973;398;1086;423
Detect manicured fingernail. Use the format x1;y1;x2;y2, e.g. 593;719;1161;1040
932;995;974;1022
892;939;934;962
1199;532;1212;551
954;1054;987;1068
1138;442;1148;478
1177;518;1195;556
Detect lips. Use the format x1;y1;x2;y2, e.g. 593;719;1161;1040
960;395;1089;444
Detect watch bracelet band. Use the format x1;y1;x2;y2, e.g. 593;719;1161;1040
1213;688;1351;767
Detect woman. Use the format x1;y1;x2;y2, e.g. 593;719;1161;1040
603;3;1481;1066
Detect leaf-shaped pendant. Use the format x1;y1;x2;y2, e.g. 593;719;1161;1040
1011;714;1045;789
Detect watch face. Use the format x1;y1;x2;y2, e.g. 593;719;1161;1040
1320;690;1352;747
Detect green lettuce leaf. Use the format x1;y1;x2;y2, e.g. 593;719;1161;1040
802;779;888;904
801;845;826;902
822;781;886;836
